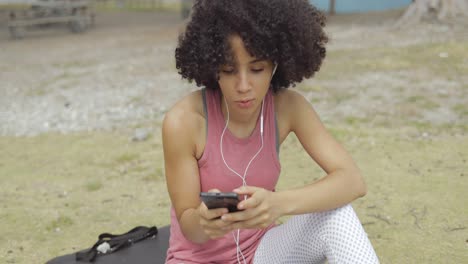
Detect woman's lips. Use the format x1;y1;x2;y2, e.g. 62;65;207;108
236;99;254;108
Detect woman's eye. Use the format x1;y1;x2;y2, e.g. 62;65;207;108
222;69;235;74
252;68;264;73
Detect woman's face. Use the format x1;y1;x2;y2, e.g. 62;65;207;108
218;35;275;118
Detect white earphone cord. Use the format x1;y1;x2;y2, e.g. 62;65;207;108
220;97;264;264
219;63;276;264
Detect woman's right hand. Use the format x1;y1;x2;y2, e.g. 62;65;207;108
197;189;233;240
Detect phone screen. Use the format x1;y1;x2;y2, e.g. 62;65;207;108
200;192;240;212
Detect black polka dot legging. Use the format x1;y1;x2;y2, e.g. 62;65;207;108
253;204;379;263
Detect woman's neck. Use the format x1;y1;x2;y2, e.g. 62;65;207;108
220;96;262;139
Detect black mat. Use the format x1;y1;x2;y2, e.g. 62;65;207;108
46;225;170;264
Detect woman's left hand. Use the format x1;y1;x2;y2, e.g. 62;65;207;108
221;186;283;230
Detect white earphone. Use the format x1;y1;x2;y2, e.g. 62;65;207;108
261;63;277;135
272;62;278;78
219;63;277;264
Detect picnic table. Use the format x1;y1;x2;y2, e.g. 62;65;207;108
0;0;95;38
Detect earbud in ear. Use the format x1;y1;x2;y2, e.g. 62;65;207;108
271;63;278;79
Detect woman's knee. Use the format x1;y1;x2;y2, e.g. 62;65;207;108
303;204;355;224
297;204;360;237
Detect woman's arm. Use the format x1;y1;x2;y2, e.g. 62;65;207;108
163;104;208;243
274;89;366;215
162;95;233;243
220;90;367;229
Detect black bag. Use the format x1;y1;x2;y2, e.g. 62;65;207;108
76;226;158;262
46;225;171;264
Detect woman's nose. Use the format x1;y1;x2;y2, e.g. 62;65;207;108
235;72;251;93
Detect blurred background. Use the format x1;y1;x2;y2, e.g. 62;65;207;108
0;0;467;263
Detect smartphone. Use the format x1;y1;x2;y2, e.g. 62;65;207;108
200;192;240;213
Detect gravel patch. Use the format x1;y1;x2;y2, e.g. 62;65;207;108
1;11;467;136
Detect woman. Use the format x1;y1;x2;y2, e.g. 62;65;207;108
162;0;379;263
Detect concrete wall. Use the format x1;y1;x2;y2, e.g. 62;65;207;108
310;0;412;13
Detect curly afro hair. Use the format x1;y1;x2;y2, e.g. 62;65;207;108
175;0;328;93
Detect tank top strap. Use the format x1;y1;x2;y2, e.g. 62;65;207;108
202;88;225;141
263;89;279;156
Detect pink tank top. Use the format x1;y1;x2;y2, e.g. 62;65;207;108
165;88;281;264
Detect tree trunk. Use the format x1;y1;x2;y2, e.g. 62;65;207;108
329;0;336;15
395;0;468;27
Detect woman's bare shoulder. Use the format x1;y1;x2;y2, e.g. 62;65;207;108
166;90;203;116
274;89;310;119
274;89;307;107
273;89;316;137
163;90;205;142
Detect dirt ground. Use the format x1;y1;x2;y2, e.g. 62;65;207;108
0;9;467;264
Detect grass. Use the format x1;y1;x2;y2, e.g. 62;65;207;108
316;41;468;80
46;216;74;232
1;125;467;264
1;13;467;264
453;103;468;117
297;40;467;132
0;131;168;263
85;181;103;192
115;153;140;163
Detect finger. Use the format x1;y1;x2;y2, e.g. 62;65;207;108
204;220;234;237
237;195;261;210
198;202;210;218
201;218;231;237
205;207;228;220
199;202;228;219
212;218;234;229
208;189;221;193
229;215;272;230
221;209;257;222
233;186;259;196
